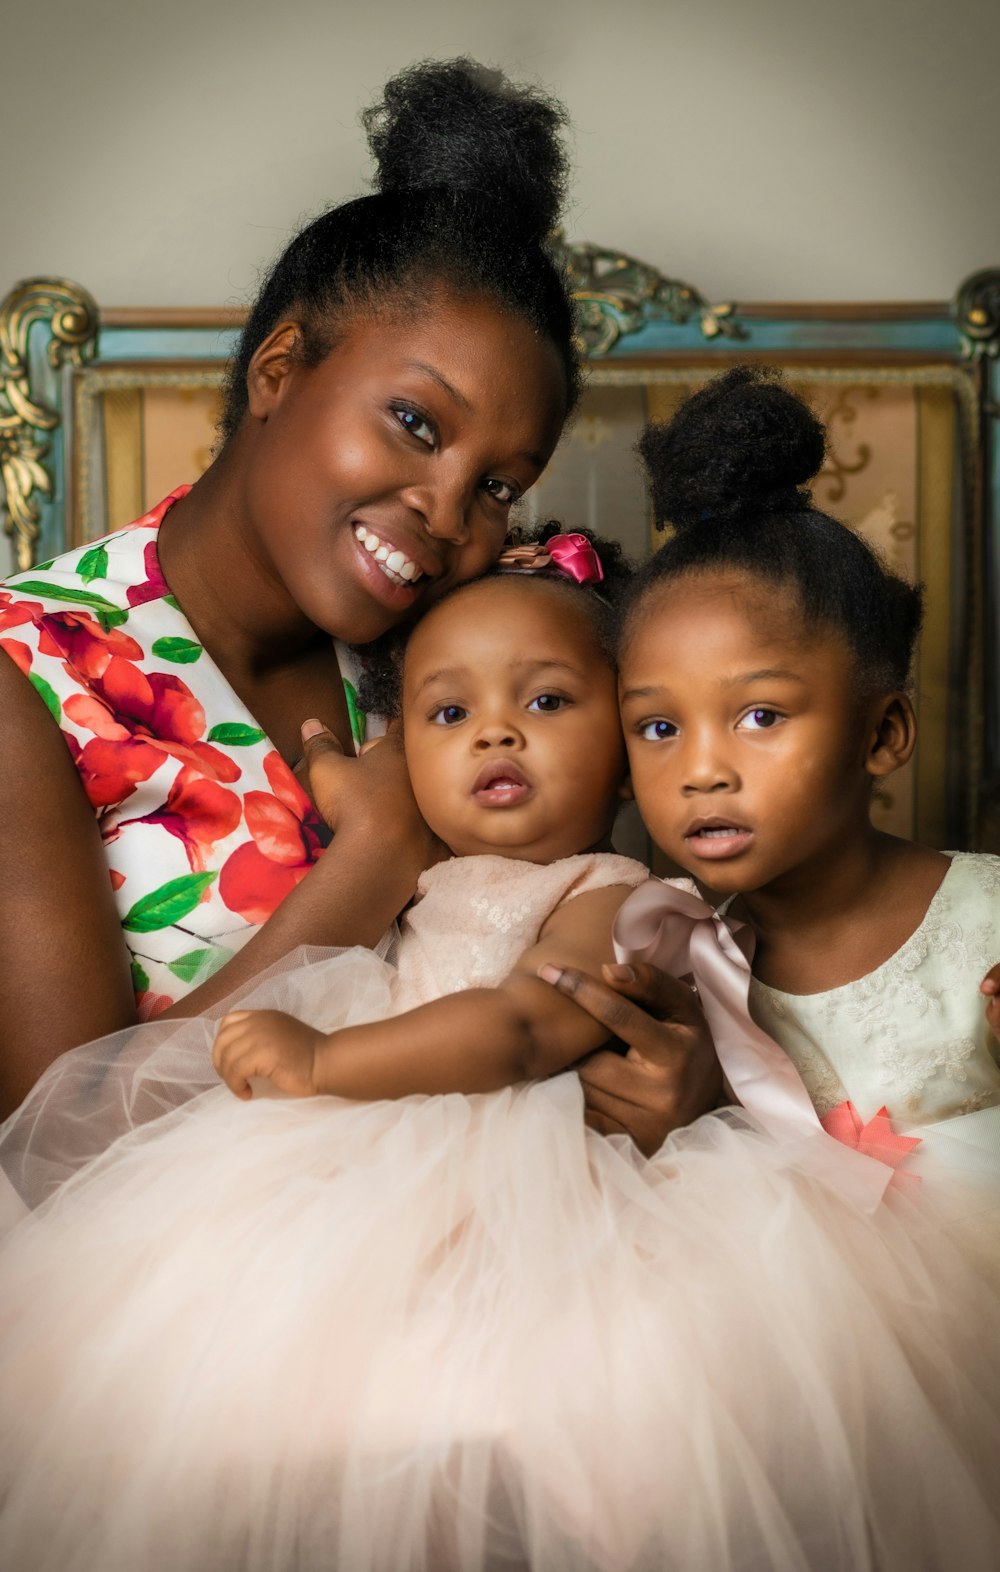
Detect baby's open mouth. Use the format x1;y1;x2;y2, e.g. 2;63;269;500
472;760;532;807
353;525;424;586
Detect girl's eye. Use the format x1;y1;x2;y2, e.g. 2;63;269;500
527;693;566;714
394;407;436;446
738;708;781;731
481;477;520;507
639;719;678;741
430;705;466;726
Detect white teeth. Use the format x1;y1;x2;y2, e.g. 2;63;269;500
352;524;423;585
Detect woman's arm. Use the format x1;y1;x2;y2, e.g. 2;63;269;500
0;672;435;1114
212;884;635;1100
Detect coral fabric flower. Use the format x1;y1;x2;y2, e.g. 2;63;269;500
65;656;240;809
820;1101;921;1184
116;765;243;872
220;752;325;924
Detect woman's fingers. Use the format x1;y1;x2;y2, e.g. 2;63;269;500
538;961;701;1061
980;962;1000;996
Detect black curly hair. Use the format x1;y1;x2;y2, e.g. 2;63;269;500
626;367;924;695
356;522;635;723
219;58;580;444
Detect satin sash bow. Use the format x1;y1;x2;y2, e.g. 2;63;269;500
613;880;892;1211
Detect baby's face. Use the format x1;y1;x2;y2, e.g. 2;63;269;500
402;578;628;862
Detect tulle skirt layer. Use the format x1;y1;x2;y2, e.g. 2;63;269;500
1;946;998;1572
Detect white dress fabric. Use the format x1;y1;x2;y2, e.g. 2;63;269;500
1;855;999;1572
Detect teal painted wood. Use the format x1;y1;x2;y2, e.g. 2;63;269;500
95;326;239;363
604;312;964;358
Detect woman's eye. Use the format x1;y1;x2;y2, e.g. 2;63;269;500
527;693;565;714
430;705;466;726
394;407;436;446
482;477;520;507
738;708;781;731
639;719;678;741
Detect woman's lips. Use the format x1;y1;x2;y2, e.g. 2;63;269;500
683;821;754;860
471;760;533;808
350;522;432;608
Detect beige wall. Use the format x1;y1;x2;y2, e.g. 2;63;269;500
3;0;999;307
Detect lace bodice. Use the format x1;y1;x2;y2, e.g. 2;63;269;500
392;852;650;1012
749;854;1000;1126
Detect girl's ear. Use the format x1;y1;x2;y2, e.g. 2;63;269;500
616;770;635;803
246;323;303;419
864;693;917;779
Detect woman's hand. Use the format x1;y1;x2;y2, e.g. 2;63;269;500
213;1009;326;1099
539;961;723;1157
980;963;1000;1043
298;720;446;875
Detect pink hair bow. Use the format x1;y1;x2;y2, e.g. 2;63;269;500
497;533;604;586
613;879;895;1212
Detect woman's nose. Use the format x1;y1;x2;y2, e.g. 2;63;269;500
399;482;470;545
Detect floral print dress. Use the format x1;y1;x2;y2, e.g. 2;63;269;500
0;489;373;1018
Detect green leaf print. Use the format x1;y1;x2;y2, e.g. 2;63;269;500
206;723;266;746
163;595;182;611
344;679;367;748
28;672;61;722
130;959;151;994
77;544;109;583
11;581;128;627
166;947;232;984
152;636;203;665
122;873;217;934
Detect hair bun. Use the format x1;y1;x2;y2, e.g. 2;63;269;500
362;58;569;242
638;366;826;532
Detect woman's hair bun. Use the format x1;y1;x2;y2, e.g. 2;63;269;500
362;57;570;242
638;366;827;531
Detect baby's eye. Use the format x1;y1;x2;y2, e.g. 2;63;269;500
738;708;781;731
430;704;467;726
481;477;520;507
527;693;566;714
638;719;678;741
394;407;436;446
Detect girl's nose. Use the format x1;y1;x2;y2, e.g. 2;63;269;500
680;733;739;794
474;716;523;750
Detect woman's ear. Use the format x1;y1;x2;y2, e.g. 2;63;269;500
864;693;917;780
246;323;303;419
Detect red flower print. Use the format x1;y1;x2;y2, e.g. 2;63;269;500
219;751;324;924
126;541;171;609
137;989;174;1022
37;610;143;682
118;765;242;872
0;637;31;675
0;590;44;633
65;655;240;810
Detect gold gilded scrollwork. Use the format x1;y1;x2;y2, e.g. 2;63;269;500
955;268;1000;361
550;231;744;356
0;278;99;570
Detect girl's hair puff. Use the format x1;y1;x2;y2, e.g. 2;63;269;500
357;523;635;723
627;367;924;694
220;59;580;443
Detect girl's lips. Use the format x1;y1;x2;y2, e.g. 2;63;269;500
683;824;754;860
472;760;533;808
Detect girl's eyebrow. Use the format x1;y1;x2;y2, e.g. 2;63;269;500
412;656;583;698
721;668;807;688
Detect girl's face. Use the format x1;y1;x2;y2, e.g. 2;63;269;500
620;570;876;897
402;578;629;863
243;293;567;645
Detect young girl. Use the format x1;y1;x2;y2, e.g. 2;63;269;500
607;367;1000;1231
2;515;998;1572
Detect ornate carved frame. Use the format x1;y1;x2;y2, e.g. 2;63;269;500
1;247;998;846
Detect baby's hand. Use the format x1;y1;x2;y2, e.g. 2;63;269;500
980;963;1000;1044
213;1010;325;1099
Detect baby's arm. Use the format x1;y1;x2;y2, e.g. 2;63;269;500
213;884;633;1100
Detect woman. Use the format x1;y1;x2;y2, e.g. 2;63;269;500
0;58;716;1138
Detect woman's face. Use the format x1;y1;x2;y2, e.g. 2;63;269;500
402;578;629;863
242;293;567;645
